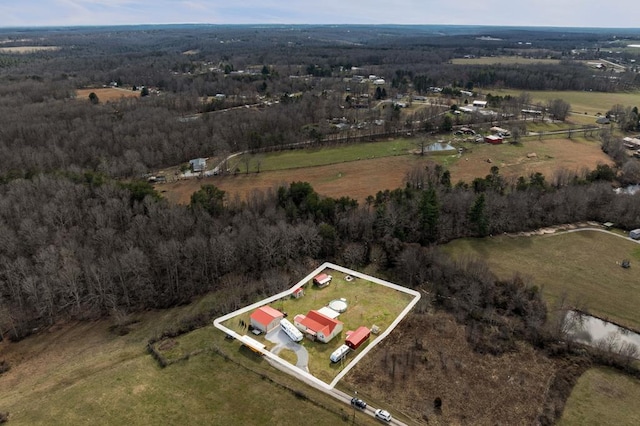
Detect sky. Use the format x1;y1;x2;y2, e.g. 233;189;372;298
0;0;638;28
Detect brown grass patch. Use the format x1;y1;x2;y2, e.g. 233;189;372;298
158;137;612;205
341;311;561;425
76;87;140;102
0;46;60;54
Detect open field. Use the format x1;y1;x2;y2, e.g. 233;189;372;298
442;230;640;331
484;89;640;117
342;310;561;425
0;294;373;425
158;135;612;204
221;269;415;384
559;367;640;425
0;46;60;53
76;87;141;102
451;56;561;65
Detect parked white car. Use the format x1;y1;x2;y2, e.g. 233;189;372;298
374;409;392;422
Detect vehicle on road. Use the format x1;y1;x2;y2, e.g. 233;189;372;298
351;397;367;410
374;409;392;422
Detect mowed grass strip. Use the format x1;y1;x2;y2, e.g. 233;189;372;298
222;270;415;384
443;230;640;330
235;138;417;173
558;367;640;426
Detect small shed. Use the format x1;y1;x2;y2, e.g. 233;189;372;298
189;158;207;172
250;306;284;334
313;273;332;288
345;326;371;350
291;287;305;299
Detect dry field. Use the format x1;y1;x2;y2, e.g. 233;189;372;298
0;46;60;53
157;137;612;205
76;87;141;102
341;311;573;425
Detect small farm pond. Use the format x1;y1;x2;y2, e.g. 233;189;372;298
564;310;640;358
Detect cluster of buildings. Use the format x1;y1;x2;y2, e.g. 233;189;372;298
247;272;371;363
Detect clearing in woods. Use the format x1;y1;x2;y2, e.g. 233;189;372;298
158;136;611;204
76;87;141;102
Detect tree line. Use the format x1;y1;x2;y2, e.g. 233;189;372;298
1;159;638;342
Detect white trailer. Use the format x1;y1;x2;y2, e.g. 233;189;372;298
630;229;640;240
329;344;351;363
280;318;303;342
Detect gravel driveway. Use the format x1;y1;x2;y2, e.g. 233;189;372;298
266;328;309;372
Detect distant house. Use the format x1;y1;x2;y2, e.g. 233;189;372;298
189;158;207;172
250;306;284;334
472;100;487;108
345;326;371;350
294;310;343;343
313;273;332;288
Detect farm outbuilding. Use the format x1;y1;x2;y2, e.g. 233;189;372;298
345;326;371;350
313;273;332;288
189;157;207;172
250;306;284;334
291;287;304;299
472;100;487;108
294;310;343;343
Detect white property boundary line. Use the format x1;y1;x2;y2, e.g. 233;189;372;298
213;261;421;391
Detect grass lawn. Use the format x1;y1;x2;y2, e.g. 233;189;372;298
484;89;640;117
0;292;376;425
233;138;418;173
221;269;415;384
442;230;640;331
559;367;640;426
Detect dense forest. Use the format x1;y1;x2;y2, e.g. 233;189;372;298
1;25;640;347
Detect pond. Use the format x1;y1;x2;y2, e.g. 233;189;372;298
614;184;640;195
425;142;456;152
564;310;640;358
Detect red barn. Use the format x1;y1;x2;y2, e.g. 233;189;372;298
313;273;332;288
345;326;370;350
250;306;284;334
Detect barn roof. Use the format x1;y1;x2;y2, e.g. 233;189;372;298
250;305;283;326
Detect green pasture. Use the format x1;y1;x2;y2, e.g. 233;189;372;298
0;292;372;426
234;138;417;172
221;270;415;384
559;367;640;426
484;89;640;116
443;230;640;331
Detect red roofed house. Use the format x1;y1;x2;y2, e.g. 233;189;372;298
293;310;343;343
313;273;332;288
250;306;284;334
345;326;371;350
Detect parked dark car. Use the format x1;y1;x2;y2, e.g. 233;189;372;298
351;397;367;410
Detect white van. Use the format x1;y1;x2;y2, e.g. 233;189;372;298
329;344;351;363
629;229;640;240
